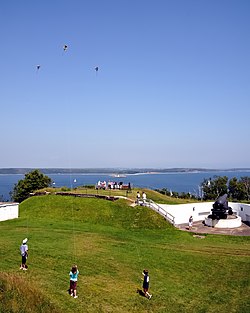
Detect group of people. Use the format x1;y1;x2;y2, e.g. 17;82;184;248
95;180;107;189
20;238;80;299
96;180;131;190
19;208;194;300
19;238;152;300
136;191;147;204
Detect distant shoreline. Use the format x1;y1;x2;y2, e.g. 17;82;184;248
0;168;249;175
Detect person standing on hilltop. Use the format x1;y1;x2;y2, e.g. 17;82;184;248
136;191;141;204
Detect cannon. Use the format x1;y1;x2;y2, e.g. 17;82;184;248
210;194;233;220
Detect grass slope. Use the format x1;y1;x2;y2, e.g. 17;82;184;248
0;195;249;313
41;186;195;204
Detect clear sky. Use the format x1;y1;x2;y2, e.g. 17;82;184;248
1;0;249;169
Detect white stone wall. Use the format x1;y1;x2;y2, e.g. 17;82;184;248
159;202;250;225
229;202;250;224
204;215;242;228
0;203;19;221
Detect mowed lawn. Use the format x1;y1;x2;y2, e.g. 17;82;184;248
0;195;250;313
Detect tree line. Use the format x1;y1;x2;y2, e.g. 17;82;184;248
156;176;250;201
201;176;250;201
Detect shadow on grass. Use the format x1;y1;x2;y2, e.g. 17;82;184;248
136;288;146;297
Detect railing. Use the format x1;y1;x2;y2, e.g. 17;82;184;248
147;200;175;225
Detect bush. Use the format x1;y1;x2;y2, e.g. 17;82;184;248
11;170;52;203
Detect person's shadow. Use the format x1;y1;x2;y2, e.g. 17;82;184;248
136;289;146;297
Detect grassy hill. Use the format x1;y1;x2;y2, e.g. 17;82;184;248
0;195;249;313
40;186;196;204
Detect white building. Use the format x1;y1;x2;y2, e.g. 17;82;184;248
156;202;250;226
0;202;19;222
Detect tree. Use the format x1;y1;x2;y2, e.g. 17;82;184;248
11;169;52;203
240;176;250;201
228;176;250;201
228;177;238;200
201;176;228;200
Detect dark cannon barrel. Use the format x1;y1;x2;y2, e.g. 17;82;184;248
210;194;232;220
213;194;229;210
215;194;228;206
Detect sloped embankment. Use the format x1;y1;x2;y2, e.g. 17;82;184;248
0;272;61;313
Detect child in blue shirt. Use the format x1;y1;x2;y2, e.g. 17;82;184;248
69;265;79;298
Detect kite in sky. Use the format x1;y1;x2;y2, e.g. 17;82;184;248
36;65;41;72
63;44;68;52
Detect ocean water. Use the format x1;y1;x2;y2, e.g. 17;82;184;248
1;171;249;201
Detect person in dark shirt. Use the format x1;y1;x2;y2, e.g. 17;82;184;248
142;269;152;299
136;191;141;204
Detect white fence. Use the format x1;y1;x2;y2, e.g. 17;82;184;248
147;200;175;224
0;202;19;222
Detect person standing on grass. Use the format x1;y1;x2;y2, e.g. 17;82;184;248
69;265;79;298
20;238;28;270
142;269;152;299
136;191;141;204
142;191;147;205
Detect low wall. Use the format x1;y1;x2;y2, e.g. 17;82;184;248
159;202;250;225
0;202;19;222
204;216;242;228
228;202;250;224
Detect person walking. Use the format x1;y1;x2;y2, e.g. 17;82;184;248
69;265;79;298
20;238;28;270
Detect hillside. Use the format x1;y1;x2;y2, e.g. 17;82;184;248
0;195;249;313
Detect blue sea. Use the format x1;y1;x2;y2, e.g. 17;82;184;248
1;171;250;201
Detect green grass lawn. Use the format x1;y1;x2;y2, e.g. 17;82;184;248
0;195;250;313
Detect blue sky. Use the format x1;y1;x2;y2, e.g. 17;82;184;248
1;0;249;168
